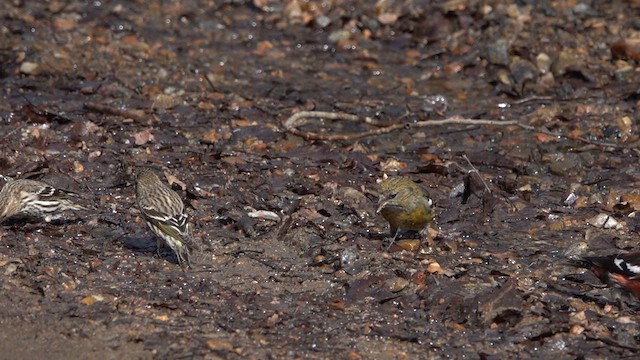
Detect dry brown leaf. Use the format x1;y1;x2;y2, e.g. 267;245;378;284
164;171;186;190
379;158;407;172
206;339;235;351
253;40;274;56
202;129;219;143
133;130;155;145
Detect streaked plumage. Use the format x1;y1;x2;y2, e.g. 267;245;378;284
377;177;435;248
0;179;86;222
136;168;194;266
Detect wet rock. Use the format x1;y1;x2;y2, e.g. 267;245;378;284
587;213;623;230
315;15;331;28
340;245;364;275
328;29;351;43
509;57;539;92
472;280;523;326
573;3;596;16
552;48;581;76
485;39;510;66
564;192;579;207
153;94;181;111
547;153;582;176
386;276;409;293
332;186;371;216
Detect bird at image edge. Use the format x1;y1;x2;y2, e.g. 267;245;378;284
0;178;87;222
573;251;640;298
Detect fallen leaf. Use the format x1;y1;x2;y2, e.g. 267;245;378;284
206;339;235;351
133;130;155;145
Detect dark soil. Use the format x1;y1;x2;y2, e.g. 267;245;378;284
2;1;640;359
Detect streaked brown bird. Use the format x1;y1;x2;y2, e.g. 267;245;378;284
377;177;435;248
136;168;194;266
0;178;87;222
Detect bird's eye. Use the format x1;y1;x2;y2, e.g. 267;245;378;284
388;192;398;199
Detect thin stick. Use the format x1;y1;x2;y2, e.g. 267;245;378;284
283;110;629;148
203;72;217;92
0;127;21;142
83;102;146;122
283;111;394;140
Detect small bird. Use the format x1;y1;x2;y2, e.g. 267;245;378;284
0;178;87;222
376;176;435;248
135;168;194;266
574;251;640;298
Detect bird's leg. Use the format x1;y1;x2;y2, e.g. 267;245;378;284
421;227;433;247
156;238;163;258
386;228;400;251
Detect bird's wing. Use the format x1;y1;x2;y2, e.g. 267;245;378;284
584;251;640;279
139;202;190;235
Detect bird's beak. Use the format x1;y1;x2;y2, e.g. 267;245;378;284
376;197;388;214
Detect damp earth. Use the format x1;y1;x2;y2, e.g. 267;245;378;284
1;1;640;359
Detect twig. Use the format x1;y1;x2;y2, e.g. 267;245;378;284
584;333;640;351
283;110;630;148
202;72;217;92
511;95;555;105
1;127;21;141
83;102;146;122
283;111;394;141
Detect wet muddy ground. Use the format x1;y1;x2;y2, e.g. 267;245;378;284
1;0;640;358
